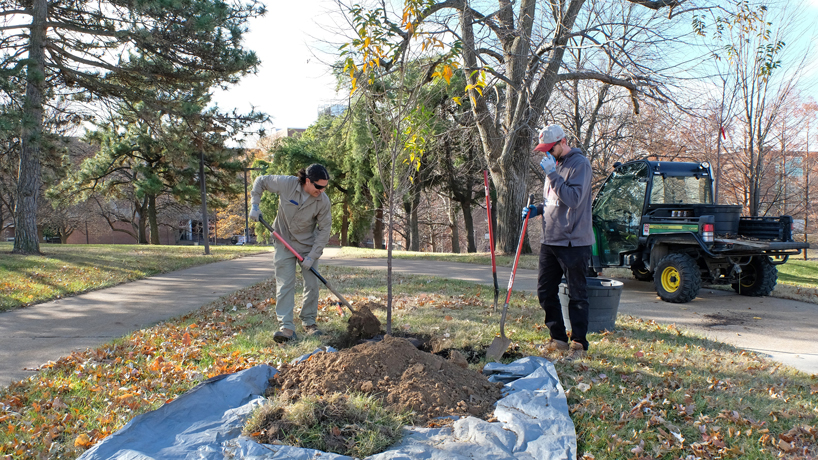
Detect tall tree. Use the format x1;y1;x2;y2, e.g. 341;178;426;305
338;0;706;253
700;0;805;216
1;0;264;253
55;98;257;244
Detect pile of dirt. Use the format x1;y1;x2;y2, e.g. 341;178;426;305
346;302;381;340
267;335;503;423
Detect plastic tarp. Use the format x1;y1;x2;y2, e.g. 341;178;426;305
79;355;576;460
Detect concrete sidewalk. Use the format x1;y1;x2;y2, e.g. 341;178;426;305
1;251;276;387
3;248;817;388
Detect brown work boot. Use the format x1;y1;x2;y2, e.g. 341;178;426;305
545;339;569;353
565;341;586;361
273;328;297;343
304;324;323;336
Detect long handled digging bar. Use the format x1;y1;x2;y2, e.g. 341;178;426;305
484;170;499;312
258;215;356;315
486;194;535;362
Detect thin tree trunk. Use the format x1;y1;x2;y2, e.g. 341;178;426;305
148;194;160;245
341;196;349;246
136;200;148;244
447;198;460;253
373;205;384;249
13;0;47;255
410;198;420;251
461;198;476;252
402;199;412;250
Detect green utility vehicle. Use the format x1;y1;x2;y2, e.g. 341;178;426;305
590;159;809;303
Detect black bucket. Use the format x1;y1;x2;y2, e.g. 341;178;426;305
559;277;624;333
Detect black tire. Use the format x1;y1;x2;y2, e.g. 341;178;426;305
732;256;777;296
654;253;702;303
631;260;654;282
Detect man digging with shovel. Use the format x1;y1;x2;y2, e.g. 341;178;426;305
523;125;594;361
249;164;331;343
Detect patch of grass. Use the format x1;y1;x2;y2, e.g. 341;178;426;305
1;265;816;459
0;243;271;312
777;260;818;288
244;392;412;458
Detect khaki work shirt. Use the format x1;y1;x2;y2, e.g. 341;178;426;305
251;175;332;260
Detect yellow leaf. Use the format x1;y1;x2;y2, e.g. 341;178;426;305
452;97;461;105
364;37;371;48
75;433;93;448
442;65;453;84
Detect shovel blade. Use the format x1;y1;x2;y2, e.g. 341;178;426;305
485;336;512;362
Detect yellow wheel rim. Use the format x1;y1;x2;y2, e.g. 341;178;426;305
740;266;755;288
661;266;680;292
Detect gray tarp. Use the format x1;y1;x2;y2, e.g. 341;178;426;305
80;356;576;460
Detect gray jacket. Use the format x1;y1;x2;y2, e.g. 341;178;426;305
251;175;332;260
539;148;594;247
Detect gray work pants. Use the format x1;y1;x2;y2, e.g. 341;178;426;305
273;248;320;331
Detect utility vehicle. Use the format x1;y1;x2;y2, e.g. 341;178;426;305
590;159;808;303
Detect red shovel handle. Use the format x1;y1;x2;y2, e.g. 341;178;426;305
272;230;304;262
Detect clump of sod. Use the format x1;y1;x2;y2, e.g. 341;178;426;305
243;392;414;457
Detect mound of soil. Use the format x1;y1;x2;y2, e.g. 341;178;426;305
268;336;503;423
346;302;381;340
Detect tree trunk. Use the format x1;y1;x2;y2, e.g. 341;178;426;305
136;200;148;244
460;197;476;253
13;0;47;255
402;199;411;250
148;194;160;245
373;206;384;249
447;198;460;253
494;153;530;254
340;195;349;246
410;198;420;251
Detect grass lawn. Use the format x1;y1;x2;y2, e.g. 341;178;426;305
1;265;816;458
0;243;271;312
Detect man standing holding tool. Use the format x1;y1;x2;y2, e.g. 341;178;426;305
249;164;331;343
522;125;594;361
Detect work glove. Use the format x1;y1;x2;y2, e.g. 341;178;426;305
249;204;260;222
301;256;314;271
540;153;556;175
521;205;538;220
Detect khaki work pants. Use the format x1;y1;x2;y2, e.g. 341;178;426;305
273;247;320;331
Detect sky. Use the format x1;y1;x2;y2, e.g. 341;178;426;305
212;0;818;142
211;0;342;135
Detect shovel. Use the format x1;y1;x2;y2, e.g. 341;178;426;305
258;215;356;315
483;171;499;312
486;194;535;362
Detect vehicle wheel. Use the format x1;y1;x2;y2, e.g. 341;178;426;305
631;260;654;282
732;256;777;296
654;253;701;303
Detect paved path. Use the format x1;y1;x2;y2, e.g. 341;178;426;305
0;252;277;387
3;249;817;388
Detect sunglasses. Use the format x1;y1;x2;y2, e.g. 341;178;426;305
311;181;327;190
548;138;563;154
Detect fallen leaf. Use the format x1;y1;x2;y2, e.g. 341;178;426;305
778;439;794;452
182;332;191;346
444;315;453;321
75;433;93;448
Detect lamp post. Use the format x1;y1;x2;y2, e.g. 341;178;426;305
244;167;264;244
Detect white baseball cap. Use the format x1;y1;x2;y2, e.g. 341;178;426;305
534;124;565;153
